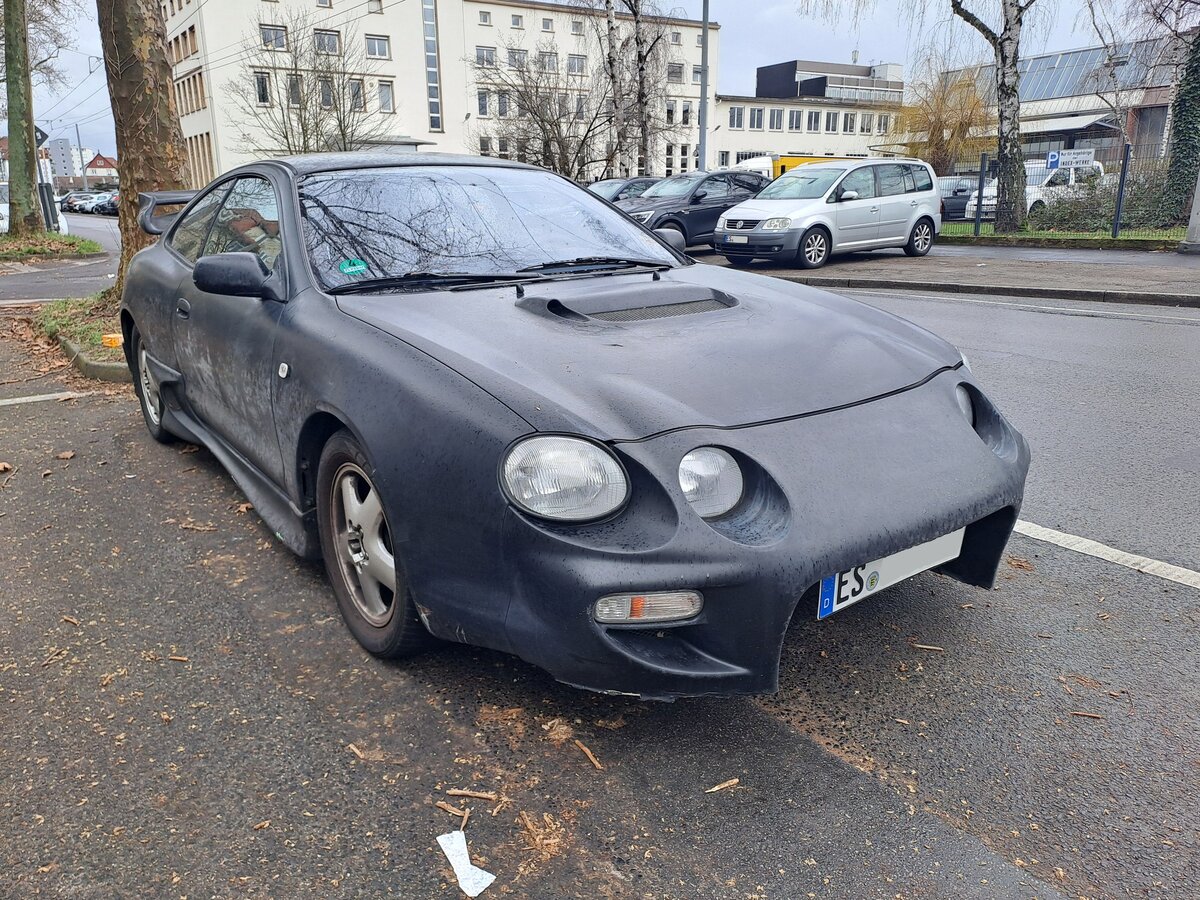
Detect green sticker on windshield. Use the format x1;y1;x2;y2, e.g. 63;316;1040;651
339;258;368;276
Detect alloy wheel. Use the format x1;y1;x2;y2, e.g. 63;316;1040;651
138;345;163;426
804;232;827;265
330;463;397;628
914;222;932;253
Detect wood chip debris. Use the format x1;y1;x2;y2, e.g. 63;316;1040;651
346;743;365;760
61;616;80;627
1069;711;1105;720
445;789;499;802
573;739;604;770
911;643;944;653
1007;555;1035;571
436;800;469;819
55;451;76;460
167;655;190;662
252;820;270;830
704;777;740;794
40;647;68;668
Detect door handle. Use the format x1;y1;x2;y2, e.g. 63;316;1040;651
911;200;919;206
176;299;191;319
869;206;879;213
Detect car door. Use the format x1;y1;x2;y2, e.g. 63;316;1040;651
172;175;287;482
832;166;879;248
875;163;917;242
682;174;732;240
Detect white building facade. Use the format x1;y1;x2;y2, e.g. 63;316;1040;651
160;0;719;186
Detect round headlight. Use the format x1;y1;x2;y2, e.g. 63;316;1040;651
502;436;628;522
679;447;744;519
955;384;975;426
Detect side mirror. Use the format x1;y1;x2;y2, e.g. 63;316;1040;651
194;252;275;299
691;190;708;203
654;228;686;254
839;189;860;202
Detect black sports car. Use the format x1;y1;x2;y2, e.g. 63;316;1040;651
124;152;1029;699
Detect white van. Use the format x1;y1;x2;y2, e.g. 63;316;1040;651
714;159;941;268
965;160;1106;219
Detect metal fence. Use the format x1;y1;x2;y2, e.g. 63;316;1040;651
929;141;1191;242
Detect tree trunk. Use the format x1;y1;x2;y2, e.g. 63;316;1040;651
96;0;190;299
631;4;650;174
993;34;1026;233
603;0;629;176
4;0;47;236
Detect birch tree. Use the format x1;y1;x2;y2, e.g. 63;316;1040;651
96;0;190;297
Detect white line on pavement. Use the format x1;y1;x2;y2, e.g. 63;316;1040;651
0;391;92;407
843;289;1200;324
1015;520;1200;591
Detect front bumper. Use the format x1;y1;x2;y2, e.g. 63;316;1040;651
494;369;1030;699
715;228;803;260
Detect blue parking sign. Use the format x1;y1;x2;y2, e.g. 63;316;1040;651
1047;150;1060;170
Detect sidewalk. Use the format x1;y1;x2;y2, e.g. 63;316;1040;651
700;246;1200;307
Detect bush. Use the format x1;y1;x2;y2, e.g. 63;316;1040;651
1027;162;1186;233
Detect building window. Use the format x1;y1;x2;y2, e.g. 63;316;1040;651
696;33;703;46
692;65;702;84
682;101;691;125
508;48;527;68
666;100;676;124
475;45;496;67
667;63;684;83
511;13;522;27
349;78;364;110
575;94;584;119
365;34;390;58
541;17;553;31
670;31;681;44
718;151;729;166
253;71;271;105
478;10;490;25
680;144;689;172
538;51;557;72
260;24;286;50
497;138;509;159
665;143;674;177
788;109;802;131
379;80;395;113
769;108;783;130
318;77;333;108
729;106;744;129
287;73;302;107
825;110;838;132
860;113;873;134
749;107;764;129
367;0;382;11
479;136;492;156
842;112;856;133
807;110;820;132
571;19;583;35
422;0;442;130
567;53;586;75
477;90;489;116
314;29;341;54
497;91;509;117
877;113;890;134
317;0;331;7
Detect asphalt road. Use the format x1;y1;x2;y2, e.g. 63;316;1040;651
0;214;120;304
1;283;1197;899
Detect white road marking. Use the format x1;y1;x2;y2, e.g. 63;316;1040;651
1015;520;1200;591
0;391;92;407
843;288;1200;324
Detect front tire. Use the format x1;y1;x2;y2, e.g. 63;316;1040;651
797;227;830;269
130;325;174;444
316;430;430;659
904;218;934;257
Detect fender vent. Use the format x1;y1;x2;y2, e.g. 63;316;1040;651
589;299;729;322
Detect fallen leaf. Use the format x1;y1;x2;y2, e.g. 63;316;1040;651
55;451;76;460
704;777;740;793
0;462;12;473
234;502;253;514
1007;555;1035;571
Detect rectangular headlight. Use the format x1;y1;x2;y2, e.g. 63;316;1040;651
594;590;703;624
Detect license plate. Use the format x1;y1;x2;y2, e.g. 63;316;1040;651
725;235;748;243
817;529;965;620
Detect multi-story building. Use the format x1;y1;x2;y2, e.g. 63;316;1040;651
160;0;718;185
709;59;904;169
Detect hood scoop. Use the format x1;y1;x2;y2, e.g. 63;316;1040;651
517;281;738;324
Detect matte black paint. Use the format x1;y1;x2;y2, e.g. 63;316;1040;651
122;152;1030;699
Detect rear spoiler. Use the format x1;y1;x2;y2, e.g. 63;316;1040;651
137;189;198;235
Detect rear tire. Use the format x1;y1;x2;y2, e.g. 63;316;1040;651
797;227;830;269
316;430;430;659
904;218;935;257
130;325;175;444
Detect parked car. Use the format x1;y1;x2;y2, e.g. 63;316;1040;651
965;160;1106;220
714;159;941;268
587;177;661;203
123;152;1029;699
616;170;771;247
938;175;978;220
79;192;115;213
0;183;70;235
62;192;99;213
94;194;120;216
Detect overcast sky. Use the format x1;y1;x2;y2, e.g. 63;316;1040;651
31;0;1095;157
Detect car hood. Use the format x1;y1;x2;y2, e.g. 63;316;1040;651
615;195;688;214
719;197;824;221
335;265;962;441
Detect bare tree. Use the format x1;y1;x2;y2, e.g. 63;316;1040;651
1081;0;1151;147
0;0;79;110
896;47;996;174
96;0;190;297
225;9;396;156
4;0;46;235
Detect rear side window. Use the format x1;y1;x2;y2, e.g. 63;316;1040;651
168;184;231;265
876;164;910;197
909;165;933;192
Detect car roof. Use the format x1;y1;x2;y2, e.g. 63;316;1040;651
267;151;540;176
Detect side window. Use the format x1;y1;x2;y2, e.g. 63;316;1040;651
203;177;284;271
732;173;764;193
699;176;730;199
909;165;933;192
167;184;231;265
838;167;876;199
1046;169;1070;187
876;164;908;197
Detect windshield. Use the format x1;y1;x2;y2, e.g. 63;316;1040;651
640;174;704;198
757;169;844;200
587;180;623;200
298;166;678;290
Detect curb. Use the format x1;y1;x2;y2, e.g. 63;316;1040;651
771;274;1200;308
58;335;132;383
0;251;110;263
939;235;1181;252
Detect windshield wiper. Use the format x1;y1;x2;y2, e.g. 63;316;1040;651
327;272;536;295
517;256;672;274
